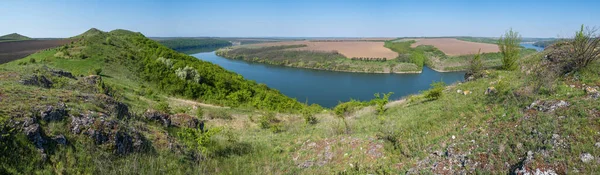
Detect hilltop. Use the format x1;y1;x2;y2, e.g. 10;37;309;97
0;33;32;42
0;27;599;174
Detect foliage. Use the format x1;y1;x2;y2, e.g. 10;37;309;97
158;38;232;53
258;113;283;133
195;107;204;119
568;24;600;72
302;104;320;125
498;28;522;70
467;49;484;79
373;92;393;115
217;44;420;73
177;127;222;155
456;37;498;44
423;81;445;101
93;68;102;75
154;101;171;114
533;40;560;48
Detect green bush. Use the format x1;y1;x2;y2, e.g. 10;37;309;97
195;107;204;119
258;113;283;133
154;102;171;114
373;92;394;115
177;127;222;155
93;68;102;75
467;49;484;79
301;104;320;125
423;81;445;101
498;28;522;70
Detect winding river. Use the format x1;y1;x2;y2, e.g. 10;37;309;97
192;51;465;108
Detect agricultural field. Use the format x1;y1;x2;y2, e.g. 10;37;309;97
237;40;398;59
410;38;500;56
0;39;73;64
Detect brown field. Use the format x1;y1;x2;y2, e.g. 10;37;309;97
410;38;499;56
241;40;399;59
0;39;73;64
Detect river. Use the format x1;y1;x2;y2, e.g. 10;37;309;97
192;51;465;108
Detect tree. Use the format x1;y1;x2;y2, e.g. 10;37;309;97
373;92;393;115
466;49;484;79
568;24;600;72
498;28;522;70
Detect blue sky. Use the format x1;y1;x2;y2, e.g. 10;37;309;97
1;0;598;38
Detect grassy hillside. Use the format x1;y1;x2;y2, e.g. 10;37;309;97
158;38;232;54
1;27;599;174
0;29;309;174
0;33;32;42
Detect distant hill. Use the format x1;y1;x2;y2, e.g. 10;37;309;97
158;38;232;54
0;33;32;42
74;28;105;38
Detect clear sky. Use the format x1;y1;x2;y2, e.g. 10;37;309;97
1;0;598;38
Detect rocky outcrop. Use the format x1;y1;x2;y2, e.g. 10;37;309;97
21;117;48;160
144;109;171;127
40;103;67;122
69;111;146;155
527;100;569;112
50;69;76;79
19;75;53;88
170;113;201;128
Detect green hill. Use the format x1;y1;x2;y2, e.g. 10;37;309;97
0;27;599;174
0;33;32;42
158;38;232;54
73;28;104;38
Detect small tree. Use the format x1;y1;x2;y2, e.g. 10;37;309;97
568;24;600;72
424;81;445;101
467;49;484;79
498;28;522;70
373;92;394;115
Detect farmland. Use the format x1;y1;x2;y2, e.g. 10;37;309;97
0;39;73;64
235;39;398;59
410;38;500;56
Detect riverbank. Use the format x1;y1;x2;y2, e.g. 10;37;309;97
193;51;465;107
215;47;423;74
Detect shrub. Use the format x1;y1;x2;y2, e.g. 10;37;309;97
567;24;600;72
302;105;318;125
195;107;204;119
258;113;283;133
423;81;445;101
93;68;102;75
154;102;171;114
177;127;222;155
498;28;522;70
29;58;36;63
467;49;484;79
373;92;394;115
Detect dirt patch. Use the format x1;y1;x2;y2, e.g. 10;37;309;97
241;40;399;59
0;39;74;64
411;38;499;56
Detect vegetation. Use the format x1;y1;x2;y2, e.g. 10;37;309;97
217;45;420;73
456;37;498;44
568;25;600;72
1;26;600;174
158;38;232;54
466;49;484;79
533;39;560;48
0;33;31;42
498;28;522;70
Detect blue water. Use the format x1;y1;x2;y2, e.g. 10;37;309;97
520;43;544;52
192;51;465;108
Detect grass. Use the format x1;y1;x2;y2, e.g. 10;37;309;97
1;28;599;174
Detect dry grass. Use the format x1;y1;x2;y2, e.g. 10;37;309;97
241;40;399;59
411;38;499;56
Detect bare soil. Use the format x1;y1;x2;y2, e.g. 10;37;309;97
0;39;73;64
411;38;499;56
243;40;399;59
